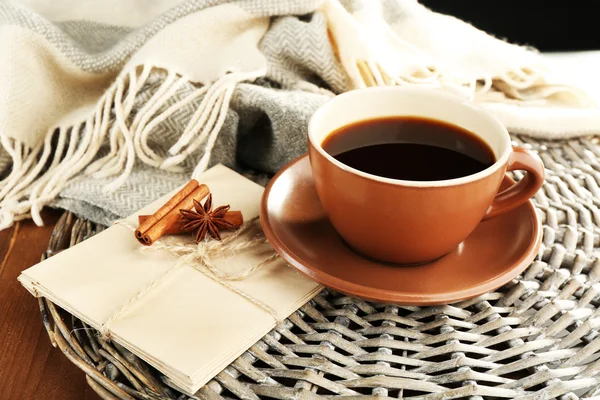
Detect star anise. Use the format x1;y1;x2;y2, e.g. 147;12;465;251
179;194;234;242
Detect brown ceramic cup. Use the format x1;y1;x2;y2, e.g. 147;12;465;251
308;86;544;265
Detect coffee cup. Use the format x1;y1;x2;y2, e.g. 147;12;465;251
308;86;544;265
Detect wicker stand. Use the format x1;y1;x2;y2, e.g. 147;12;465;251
39;136;600;399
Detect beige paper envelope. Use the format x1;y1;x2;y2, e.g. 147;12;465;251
19;164;322;394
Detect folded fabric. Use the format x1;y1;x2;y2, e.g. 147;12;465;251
0;0;598;230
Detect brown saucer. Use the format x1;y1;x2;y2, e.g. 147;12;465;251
260;155;542;306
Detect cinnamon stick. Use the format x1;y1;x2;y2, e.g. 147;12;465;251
135;180;199;240
220;211;243;229
136;182;210;246
138;211;243;235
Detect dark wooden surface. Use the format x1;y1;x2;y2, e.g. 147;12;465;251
0;209;101;400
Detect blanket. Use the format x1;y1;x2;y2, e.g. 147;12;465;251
1;0;599;228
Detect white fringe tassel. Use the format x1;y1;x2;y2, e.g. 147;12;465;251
0;66;263;230
319;0;595;106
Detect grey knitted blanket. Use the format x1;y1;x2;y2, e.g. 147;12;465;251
0;0;598;228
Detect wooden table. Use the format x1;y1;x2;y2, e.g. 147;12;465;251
0;209;101;400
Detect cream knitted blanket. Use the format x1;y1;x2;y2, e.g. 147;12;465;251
1;0;598;229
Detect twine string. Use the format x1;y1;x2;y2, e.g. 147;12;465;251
100;217;280;339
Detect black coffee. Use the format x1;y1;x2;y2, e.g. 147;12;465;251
322;116;495;181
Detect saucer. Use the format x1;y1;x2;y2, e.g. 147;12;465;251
260;155;542;306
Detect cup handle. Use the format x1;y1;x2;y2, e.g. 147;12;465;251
482;146;545;221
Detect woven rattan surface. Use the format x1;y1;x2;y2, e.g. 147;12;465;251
38;136;600;400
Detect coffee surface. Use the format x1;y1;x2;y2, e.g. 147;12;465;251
322;117;495;181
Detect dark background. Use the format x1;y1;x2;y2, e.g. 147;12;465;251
420;1;600;52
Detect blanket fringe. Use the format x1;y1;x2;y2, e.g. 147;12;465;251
0;66;263;229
